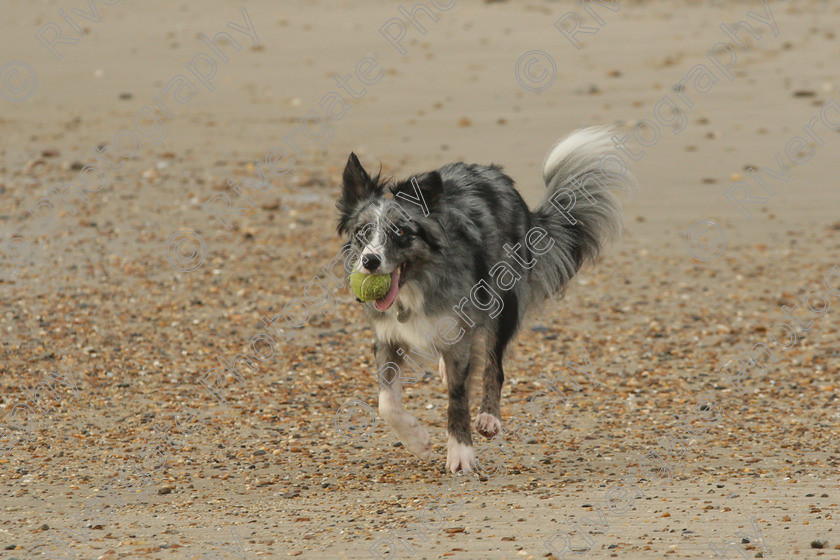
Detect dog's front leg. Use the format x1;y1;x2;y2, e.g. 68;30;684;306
375;342;432;461
443;344;475;473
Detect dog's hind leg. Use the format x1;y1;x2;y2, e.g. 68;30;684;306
375;341;432;461
476;293;519;439
475;332;503;439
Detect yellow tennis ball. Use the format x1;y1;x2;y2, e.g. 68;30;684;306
349;272;391;301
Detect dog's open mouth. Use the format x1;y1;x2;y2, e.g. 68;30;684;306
374;262;408;312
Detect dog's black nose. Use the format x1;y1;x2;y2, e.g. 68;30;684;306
362;253;381;271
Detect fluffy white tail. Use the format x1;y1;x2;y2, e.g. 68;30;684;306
530;126;634;300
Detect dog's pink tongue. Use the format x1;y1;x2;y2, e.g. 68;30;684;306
375;269;401;311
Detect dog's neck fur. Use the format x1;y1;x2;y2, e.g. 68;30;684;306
371;282;438;352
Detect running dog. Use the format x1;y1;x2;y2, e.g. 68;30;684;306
336;127;632;472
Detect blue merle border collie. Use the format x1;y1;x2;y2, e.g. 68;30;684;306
336;127;633;472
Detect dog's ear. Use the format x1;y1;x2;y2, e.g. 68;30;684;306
341;153;373;205
391;171;443;216
416;171;443;212
337;153;377;235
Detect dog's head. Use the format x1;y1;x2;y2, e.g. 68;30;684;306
336;153;446;311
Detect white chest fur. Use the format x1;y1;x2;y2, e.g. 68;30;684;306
372;283;439;351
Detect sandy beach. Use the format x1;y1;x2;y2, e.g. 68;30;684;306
1;0;839;558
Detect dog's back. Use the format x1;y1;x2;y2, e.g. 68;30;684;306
431;126;631;326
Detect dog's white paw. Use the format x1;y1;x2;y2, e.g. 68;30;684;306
379;391;432;461
402;424;432;461
439;357;447;386
446;433;475;473
475;412;501;439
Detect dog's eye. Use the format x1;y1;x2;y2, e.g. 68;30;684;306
395;227;406;237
